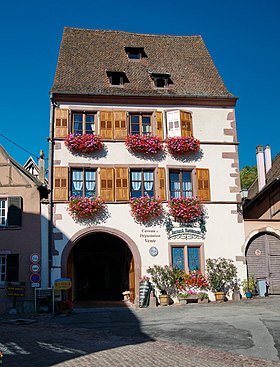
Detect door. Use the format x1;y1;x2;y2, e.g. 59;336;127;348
129;258;135;302
246;233;280;294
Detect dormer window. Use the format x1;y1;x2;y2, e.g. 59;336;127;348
150;73;172;88
107;71;129;86
125;47;147;60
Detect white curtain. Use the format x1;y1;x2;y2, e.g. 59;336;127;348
143;172;153;191
173;182;180;198
72;171;83;191
85;171;96;191
131;171;142;191
182;181;192;197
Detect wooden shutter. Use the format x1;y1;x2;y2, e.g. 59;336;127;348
100;111;113;139
196;168;210;201
53;167;68;201
115;167;129;201
114;111;127;140
157;167;166;200
100;168;114;201
7;197;22;226
155;112;164;139
54;108;69;138
180;111;192;137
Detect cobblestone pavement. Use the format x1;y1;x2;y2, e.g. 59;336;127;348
1;321;280;367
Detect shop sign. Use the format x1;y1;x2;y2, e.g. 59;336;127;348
6;282;25;297
54;278;72;290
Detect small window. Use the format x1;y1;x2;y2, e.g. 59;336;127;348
0;254;19;285
72;112;95;135
0;199;7;226
0;197;22;227
125;47;146;60
106;71;129;86
130;113;152;136
131;170;154;198
71;169;96;197
150;73;172;88
169;170;193;198
171;245;201;272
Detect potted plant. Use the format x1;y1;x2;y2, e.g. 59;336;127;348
125;134;163;155
147;265;177;306
198;292;209;304
206;258;238;302
67;196;106;220
175;271;208;304
168;197;203;223
241;275;256;299
65;134;104;154
130;196;163;223
165;136;200;155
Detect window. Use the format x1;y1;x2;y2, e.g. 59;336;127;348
171;245;201;272
125;47;146;60
72;112;95;135
0;254;19;285
0;199;7;226
71;169;96;197
150;73;172;88
169;170;192;198
130;113;152;136
131;170;154;198
166;110;192;137
107;71;129;86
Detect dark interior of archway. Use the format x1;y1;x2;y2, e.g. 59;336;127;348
72;233;132;301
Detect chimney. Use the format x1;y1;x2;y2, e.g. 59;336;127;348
256;145;266;191
38;150;45;183
264;145;272;173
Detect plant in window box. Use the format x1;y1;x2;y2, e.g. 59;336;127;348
125;134;163;155
168;196;203;223
65;134;104;154
130;196;163;223
176;271;208;303
165;136;200;156
68;196;106;220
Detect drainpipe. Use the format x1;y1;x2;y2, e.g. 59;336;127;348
264;145;272;173
256;145;266;191
48;95;55;287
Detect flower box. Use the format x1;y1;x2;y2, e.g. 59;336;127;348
168;196;203;222
165;136;200;155
65;134;103;154
68;196;106;220
125;134;163;155
130;196;163;223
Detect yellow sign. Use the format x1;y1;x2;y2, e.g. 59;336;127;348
54;278;72;290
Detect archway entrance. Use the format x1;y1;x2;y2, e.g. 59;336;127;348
68;232;134;302
246;233;280;294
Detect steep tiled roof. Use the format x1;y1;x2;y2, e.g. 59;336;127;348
51;27;234;99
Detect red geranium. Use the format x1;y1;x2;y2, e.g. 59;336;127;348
168;196;203;222
125;134;163;155
130;196;163;222
68;196;106;219
165;136;200;155
65;134;103;154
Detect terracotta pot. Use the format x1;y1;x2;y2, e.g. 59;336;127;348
159;294;170;306
214;292;225;302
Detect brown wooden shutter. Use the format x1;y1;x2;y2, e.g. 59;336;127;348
115;167;129;201
157;167;166;200
100;111;113;139
100;168;114;201
180;111;193;137
155;111;164;139
196;168;210;201
7;197;22;226
54;109;69;138
53;167;69;201
114;111;127;140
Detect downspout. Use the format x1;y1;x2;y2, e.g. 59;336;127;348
48;95;55;287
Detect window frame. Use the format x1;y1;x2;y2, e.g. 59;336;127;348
0;199;7;227
130;169;155;198
72;111;96;135
106;71;128;87
168;168;194;199
70;168;97;198
129;112;153;136
0;254;19;286
170;243;204;274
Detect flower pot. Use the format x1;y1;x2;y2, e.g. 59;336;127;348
245;291;253;299
214;292;225;302
159;294;170;306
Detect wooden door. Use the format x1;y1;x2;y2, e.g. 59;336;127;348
129;257;135;302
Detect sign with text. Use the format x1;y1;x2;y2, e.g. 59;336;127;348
54;278;72;290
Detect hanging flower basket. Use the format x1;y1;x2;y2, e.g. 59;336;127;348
168;196;203;222
68;196;106;220
130;196;163;222
165;136;200;155
125;134;163;155
65;134;104;154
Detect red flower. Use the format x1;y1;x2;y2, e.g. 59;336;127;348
125;134;163;155
168;197;203;222
65;134;103;154
165;136;200;155
130;197;163;222
68;196;106;219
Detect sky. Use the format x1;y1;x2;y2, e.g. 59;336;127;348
0;0;279;170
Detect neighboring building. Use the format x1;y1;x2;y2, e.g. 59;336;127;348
48;27;246;303
23;151;48;185
243;146;280;293
0;146;48;313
